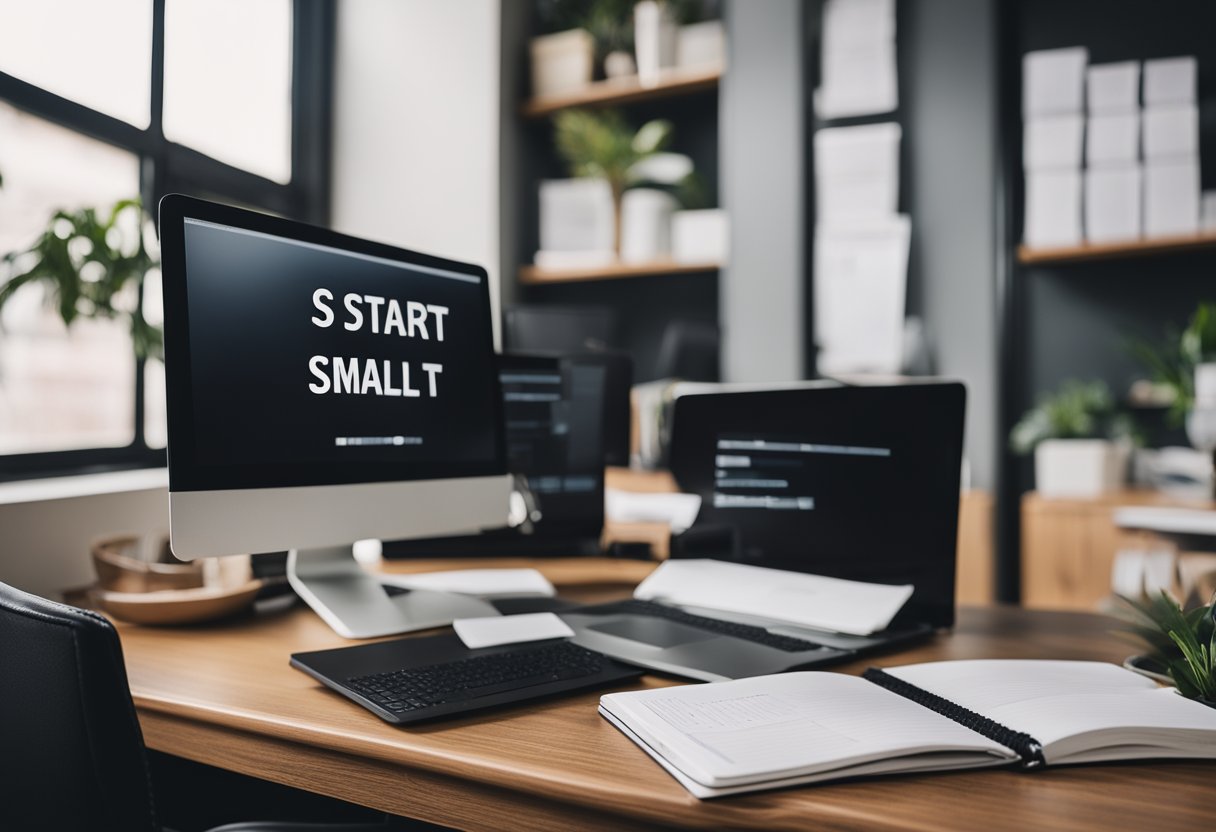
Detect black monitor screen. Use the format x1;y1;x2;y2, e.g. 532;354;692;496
499;355;606;535
668;383;966;629
160;196;504;491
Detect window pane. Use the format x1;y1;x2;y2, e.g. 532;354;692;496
0;0;152;127
0;102;140;454
163;0;293;183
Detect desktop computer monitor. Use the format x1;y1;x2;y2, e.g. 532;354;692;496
158;195;512;637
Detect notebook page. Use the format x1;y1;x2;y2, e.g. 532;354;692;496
883;660;1216;761
600;672;1013;788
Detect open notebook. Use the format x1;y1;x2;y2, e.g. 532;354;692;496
599;660;1216;799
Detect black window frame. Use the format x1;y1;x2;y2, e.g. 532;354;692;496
0;0;335;481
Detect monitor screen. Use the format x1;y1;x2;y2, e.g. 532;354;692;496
500;355;607;535
160;197;505;493
667;383;966;628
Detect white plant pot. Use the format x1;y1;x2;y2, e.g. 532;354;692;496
620;188;677;263
604;50;636;79
1034;439;1127;498
672;209;728;263
530;29;594;97
634;1;678;87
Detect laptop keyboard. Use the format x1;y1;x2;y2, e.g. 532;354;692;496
579;598;825;652
344;641;608;715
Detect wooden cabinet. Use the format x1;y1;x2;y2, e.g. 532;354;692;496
957;490;995;606
1021;489;1215;611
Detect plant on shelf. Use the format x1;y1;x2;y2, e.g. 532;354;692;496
1132;300;1216;425
553;108;678;252
584;0;635;76
1118;591;1216;705
1010;379;1133;497
0;198;162;360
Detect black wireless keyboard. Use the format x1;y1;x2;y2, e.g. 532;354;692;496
337;641;619;722
577;598;826;652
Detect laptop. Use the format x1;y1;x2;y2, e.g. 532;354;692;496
383;353;622;559
559;382;967;682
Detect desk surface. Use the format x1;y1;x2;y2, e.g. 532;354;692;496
114;559;1214;832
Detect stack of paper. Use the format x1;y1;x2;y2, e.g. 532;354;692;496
1022;47;1087;248
1085;61;1141;242
535;178;615;269
815;0;897;119
1142;57;1199;237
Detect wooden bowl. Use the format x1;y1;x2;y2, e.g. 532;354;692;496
90;580;263;625
91;535;204;593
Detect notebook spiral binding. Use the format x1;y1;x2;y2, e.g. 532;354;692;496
862;668;1047;770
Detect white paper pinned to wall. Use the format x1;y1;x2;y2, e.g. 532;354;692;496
814;122;902;223
813;215;910;375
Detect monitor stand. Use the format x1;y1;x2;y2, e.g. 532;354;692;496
286;546;499;639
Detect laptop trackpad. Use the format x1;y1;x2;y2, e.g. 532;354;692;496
589;617;715;648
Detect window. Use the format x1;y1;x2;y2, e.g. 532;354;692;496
0;0;334;479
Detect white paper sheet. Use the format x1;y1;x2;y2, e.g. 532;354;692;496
814;122;901;223
1143;56;1197;106
1084;165;1141;242
1086;113;1139;165
633;559;914;636
1024;115;1085;169
605;488;701;533
1087;61;1140;114
380;568;556;599
816;0;897;119
813;215;910;375
1142;105;1198;160
1145;159;1199;237
1023;169;1082;247
1023;47;1088;117
453;612;573;649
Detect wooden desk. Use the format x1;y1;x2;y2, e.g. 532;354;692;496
114;560;1213;832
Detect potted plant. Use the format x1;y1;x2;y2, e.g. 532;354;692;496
585;0;636;79
552;108;687;256
0;198;161;360
1010;379;1132;497
1119;591;1216;708
531;0;596;97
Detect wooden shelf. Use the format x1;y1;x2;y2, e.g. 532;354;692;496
518;260;720;285
1018;232;1216;264
520;68;722;118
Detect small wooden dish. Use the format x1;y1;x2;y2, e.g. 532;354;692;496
90;580;263;625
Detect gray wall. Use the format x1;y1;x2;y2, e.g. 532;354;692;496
904;0;1000;489
719;0;806;383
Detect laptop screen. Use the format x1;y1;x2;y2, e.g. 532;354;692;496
667;383;966;629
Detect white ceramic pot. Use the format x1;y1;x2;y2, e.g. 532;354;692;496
1034;438;1127;498
620;188;677;263
677;20;726;71
634;1;678;87
530;29;594;97
672;209;728;263
604;50;636;79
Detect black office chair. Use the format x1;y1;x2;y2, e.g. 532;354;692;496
0;580;392;832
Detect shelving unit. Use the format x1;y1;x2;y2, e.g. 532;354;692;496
519;260;720;285
520;68;722;118
1017;232;1216;265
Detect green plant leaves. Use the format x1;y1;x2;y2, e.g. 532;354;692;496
1008;379;1126;453
1116;591;1216;701
553;109;675;195
0;197;161;361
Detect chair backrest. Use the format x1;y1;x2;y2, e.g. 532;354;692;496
0;581;158;832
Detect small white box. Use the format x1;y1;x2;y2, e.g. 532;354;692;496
1035;439;1127;498
1023;47;1088;116
1023;115;1085;169
1085;166;1141;242
1143;105;1199;160
1086;112;1139;164
672;209;729;263
1087;61;1140;113
1143;56;1197;106
619;188;677;263
537;177;615;258
677;20;725;71
1144;159;1200;237
1024;169;1082;247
